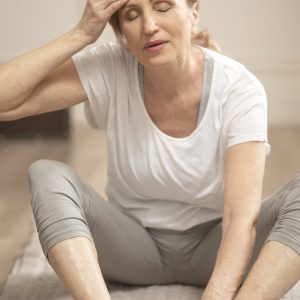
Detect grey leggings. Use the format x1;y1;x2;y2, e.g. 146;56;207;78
28;159;300;287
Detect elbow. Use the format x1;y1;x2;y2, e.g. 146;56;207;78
0;108;24;121
222;209;260;236
0;93;31;121
222;197;262;234
0;114;17;122
0;110;12;121
0;105;14;120
221;216;258;246
0;101;29;121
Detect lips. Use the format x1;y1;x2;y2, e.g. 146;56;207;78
144;40;168;49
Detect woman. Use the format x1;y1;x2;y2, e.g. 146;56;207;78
0;0;299;299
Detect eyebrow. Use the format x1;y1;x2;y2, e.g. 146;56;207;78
120;4;138;11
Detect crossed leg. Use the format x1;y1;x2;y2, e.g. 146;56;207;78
28;160;300;300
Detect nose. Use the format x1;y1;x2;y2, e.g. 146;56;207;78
143;14;159;35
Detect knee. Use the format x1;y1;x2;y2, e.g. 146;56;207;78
285;173;300;195
279;173;300;208
293;172;300;184
29;159;60;177
28;159;76;208
28;160;51;190
28;159;72;187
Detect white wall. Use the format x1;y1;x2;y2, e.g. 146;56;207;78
1;0;299;126
0;0;80;61
199;0;300;126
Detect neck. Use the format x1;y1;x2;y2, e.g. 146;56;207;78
143;45;204;102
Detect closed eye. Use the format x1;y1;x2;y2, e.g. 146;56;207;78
126;10;139;21
123;2;172;21
155;2;172;11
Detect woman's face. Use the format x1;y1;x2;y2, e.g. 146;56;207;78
117;0;199;69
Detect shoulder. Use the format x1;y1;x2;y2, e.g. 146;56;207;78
202;47;248;76
201;47;266;98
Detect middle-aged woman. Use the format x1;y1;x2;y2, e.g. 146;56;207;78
0;0;300;299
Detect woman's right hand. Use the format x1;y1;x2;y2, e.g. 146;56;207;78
0;0;129;121
76;0;128;44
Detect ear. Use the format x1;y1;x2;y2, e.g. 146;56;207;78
191;1;199;24
190;1;199;34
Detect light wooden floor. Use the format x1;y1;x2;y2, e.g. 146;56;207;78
0;123;299;292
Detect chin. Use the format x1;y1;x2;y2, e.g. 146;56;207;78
140;53;177;70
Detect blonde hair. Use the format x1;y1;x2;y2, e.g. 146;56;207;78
108;1;221;53
191;28;221;52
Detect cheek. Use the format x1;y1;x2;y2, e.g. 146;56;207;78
167;21;191;41
124;34;139;52
120;23;139;41
121;28;142;53
166;9;192;31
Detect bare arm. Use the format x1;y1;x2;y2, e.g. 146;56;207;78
0;0;128;121
201;141;266;300
0;32;88;120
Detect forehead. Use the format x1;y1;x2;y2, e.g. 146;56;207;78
120;0;186;10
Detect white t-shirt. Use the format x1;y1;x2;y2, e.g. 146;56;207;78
72;41;270;231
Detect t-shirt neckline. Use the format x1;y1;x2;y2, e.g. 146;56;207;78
135;45;215;142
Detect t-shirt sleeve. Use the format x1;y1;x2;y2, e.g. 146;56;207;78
222;67;270;154
72;42;121;130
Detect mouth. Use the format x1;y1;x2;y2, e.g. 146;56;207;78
144;41;169;53
144;40;168;49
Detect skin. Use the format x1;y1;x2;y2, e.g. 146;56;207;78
118;0;205;138
0;0;299;299
235;240;300;300
48;237;111;300
201;141;265;299
117;0;199;70
201;142;300;300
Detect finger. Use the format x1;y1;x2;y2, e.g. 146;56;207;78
105;0;129;16
89;0;120;10
90;0;128;14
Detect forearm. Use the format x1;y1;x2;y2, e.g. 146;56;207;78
202;220;256;300
0;28;89;112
